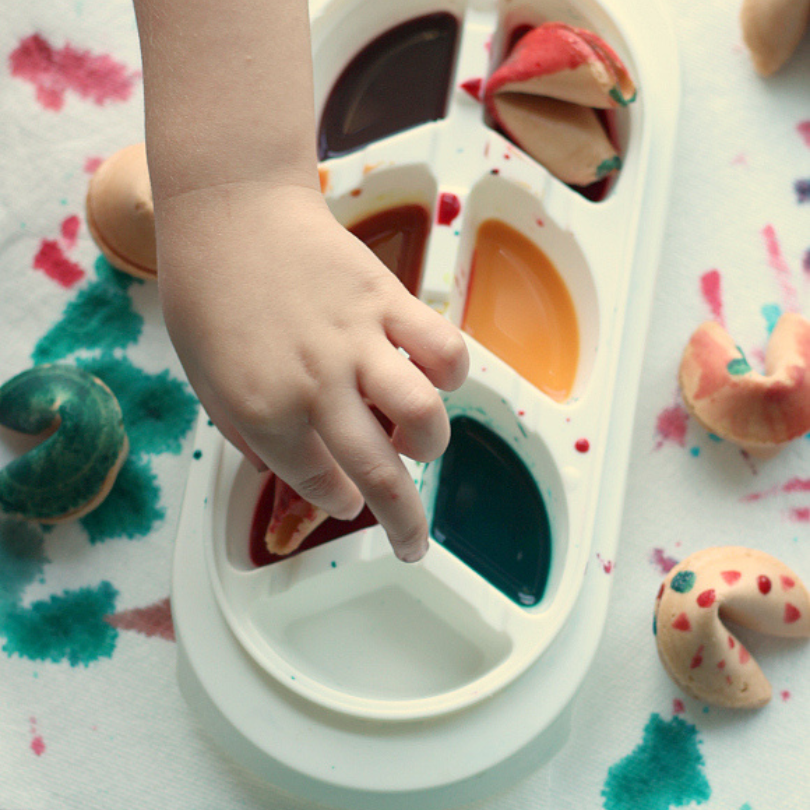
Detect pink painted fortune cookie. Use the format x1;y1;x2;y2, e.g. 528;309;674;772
484;23;636;187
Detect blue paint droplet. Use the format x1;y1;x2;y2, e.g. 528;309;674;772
1;581;118;666
193;449;203;460
761;303;782;335
690;447;700;457
602;714;711;810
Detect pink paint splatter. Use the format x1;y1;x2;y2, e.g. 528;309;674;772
731;153;748;166
781;690;791;702
655;404;689;449
9;33;139;111
84;156;104;174
596;553;613;574
106;597;175;642
60;215;80;249
762;224;799;312
29;718;45;756
650;548;678;575
798;121;810;148
672;698;685;715
789;507;810;523
460;77;482;101
33;239;84;288
436;192;461;226
700;269;724;327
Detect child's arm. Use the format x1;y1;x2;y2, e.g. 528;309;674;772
132;0;469;561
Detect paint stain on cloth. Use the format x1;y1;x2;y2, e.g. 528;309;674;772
602;714;711;810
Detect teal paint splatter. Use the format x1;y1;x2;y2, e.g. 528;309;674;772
602;714;710;810
0;518;47;618
32;256;143;364
2;581;118;666
690;447;700;457
77;354;198;457
80;455;164;543
671;571;695;593
727;347;752;376
761;304;781;335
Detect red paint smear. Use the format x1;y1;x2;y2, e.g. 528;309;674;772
700;270;724;327
696;589;716;608
789;507;810;522
780;575;796;590
655;404;689;449
672;698;685;714
9;34;139;111
460;77;482;101
689;645;704;669
781;690;792;702
721;570;741;586
762;224;799;312
106;597;175;642
782;477;810;493
784;603;801;623
60;215;80;249
650;548;678;575
672;613;691;632
798;121;810;148
84;156;104;174
436;192;461;226
33;239;85;288
739;645;750;665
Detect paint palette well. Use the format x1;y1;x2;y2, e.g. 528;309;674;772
172;0;679;804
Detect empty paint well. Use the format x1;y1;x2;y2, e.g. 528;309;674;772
317;13;459;159
461;219;579;402
431;416;552;607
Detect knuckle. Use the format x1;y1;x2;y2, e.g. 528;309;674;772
399;385;443;430
295;466;341;503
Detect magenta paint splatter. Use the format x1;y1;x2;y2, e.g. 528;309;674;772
700;269;724;326
84;156;104;173
789;507;810;522
762;224;799;312
672;698;685;714
436;192;461;226
730;153;748;166
798;121;810;147
33;239;85;288
29;718;45;756
650;548;678;575
655;403;688;449
60;215;80;249
106;597;175;641
460;77;482;101
781;690;791;702
9;34;139;111
575;438;590;453
597;553;613;574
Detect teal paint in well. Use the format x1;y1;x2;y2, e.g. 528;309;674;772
1;581;118;666
602;714;711;810
431;416;551;606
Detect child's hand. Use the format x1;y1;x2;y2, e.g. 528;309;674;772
155;181;469;561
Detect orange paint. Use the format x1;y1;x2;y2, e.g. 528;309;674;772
462;219;578;401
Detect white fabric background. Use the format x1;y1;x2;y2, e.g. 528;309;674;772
0;0;808;807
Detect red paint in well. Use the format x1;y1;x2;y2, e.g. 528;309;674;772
700;269;724;327
33;239;85;288
436;192;461;226
9;34;139;111
654;404;689;449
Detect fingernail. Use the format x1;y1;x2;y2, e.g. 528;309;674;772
397;541;429;564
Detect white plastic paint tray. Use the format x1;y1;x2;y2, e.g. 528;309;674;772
172;0;679;805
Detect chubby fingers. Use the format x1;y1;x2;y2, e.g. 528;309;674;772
314;389;430;562
385;298;470;392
